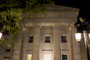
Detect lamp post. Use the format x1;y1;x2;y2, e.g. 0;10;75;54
75;17;90;60
75;31;90;60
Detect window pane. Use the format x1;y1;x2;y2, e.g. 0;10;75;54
27;54;32;60
6;49;10;52
62;54;67;60
29;36;33;43
45;36;50;43
61;36;67;43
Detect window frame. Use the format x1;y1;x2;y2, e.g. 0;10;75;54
29;35;33;43
45;35;51;43
6;48;10;52
3;57;10;60
62;53;68;60
61;35;67;43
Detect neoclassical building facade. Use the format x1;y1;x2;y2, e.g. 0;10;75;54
1;5;88;60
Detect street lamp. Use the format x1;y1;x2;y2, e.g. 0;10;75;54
75;33;81;41
75;17;90;60
0;32;2;39
75;31;90;60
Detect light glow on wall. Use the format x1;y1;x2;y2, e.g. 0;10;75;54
27;54;32;60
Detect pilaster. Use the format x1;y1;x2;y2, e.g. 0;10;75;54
53;25;61;60
32;26;40;60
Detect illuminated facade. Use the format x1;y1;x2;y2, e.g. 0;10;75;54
1;5;87;60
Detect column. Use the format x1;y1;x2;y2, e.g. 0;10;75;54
53;26;60;60
32;26;40;60
12;31;23;60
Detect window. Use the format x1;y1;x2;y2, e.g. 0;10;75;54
45;35;50;43
3;57;10;60
27;54;32;60
61;36;67;43
62;54;67;60
6;49;10;52
29;36;33;43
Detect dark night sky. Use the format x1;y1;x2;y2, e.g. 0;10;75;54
54;0;90;21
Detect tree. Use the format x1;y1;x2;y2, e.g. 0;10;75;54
0;0;54;46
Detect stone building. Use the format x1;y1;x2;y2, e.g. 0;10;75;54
0;5;88;60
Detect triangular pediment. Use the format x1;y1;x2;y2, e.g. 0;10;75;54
47;5;79;12
23;5;79;26
33;5;79;19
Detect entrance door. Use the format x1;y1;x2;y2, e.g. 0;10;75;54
43;51;52;60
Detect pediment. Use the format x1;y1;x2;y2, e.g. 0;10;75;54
47;5;79;12
23;5;79;25
34;5;79;19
